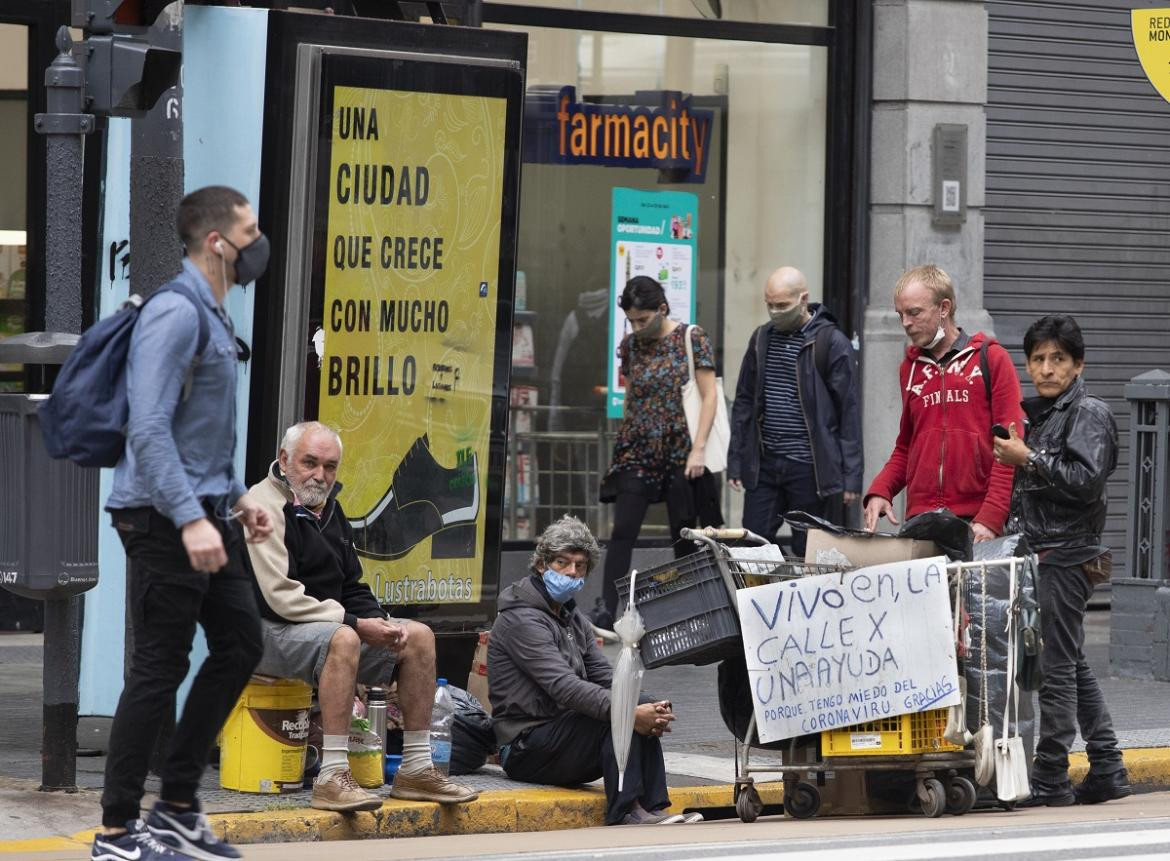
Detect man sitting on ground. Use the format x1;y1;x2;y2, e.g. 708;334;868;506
247;421;478;811
488;515;699;826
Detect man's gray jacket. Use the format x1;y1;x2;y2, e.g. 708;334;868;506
488;575;613;746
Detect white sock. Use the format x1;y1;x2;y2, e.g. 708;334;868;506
317;734;350;780
400;730;433;774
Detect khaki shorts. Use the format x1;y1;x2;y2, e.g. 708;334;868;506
253;619;402;687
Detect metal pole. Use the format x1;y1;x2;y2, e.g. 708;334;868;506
33;26;93;794
125;4;185;771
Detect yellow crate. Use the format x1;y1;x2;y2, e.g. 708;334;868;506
821;708;961;757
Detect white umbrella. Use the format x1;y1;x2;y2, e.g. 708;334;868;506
611;570;646;792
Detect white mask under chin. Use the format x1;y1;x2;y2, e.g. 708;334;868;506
925;325;946;349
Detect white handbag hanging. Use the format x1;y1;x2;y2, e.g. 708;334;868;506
682;324;731;474
943;567;973;746
995;558;1032;803
973;563;996;787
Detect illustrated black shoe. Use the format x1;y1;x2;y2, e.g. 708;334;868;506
1074;769;1132;805
349;434;479;560
1019;780;1077;807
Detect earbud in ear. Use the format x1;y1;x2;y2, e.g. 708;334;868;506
214;240;224;254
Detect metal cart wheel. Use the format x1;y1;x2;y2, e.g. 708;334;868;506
735;780;763;823
783;781;821;820
945;776;977;815
920;778;946;818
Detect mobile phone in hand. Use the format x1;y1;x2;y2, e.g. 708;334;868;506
992;423;1010;440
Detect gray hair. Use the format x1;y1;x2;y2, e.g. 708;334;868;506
530;515;601;575
279;421;343;459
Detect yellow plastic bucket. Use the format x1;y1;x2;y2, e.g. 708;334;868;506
219;676;313;793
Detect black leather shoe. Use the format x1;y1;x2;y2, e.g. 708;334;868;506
1019;781;1076;807
349;434;479;560
1074;769;1132;805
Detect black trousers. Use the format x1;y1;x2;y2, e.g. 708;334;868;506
503;711;670;825
742;453;823;558
102;505;263;827
601;486;693;620
1032;561;1123;787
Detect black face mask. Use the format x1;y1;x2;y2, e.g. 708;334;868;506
221;233;270;285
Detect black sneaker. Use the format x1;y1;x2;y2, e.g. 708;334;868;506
1019;780;1077;807
1075;769;1133;805
145;801;241;860
91;820;180;860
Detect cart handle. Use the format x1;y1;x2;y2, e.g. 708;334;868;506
680;526;771;546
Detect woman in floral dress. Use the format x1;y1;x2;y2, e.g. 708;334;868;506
599;276;719;621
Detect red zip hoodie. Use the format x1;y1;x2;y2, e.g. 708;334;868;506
866;331;1024;534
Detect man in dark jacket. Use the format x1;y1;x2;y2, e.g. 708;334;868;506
489;516;696;825
994;315;1130;806
727;266;862;556
248;421;477;811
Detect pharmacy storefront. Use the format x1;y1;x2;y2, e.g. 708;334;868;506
483;1;867;544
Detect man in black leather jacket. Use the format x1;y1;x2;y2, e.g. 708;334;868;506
994;314;1130;806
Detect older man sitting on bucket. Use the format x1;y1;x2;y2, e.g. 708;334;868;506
247;421;478;812
488;515;700;825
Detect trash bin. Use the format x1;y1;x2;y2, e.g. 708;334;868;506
0;332;98;600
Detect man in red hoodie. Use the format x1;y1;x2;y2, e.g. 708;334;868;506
863;264;1023;541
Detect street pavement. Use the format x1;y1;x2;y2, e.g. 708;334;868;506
11;790;1170;860
2;609;1170;846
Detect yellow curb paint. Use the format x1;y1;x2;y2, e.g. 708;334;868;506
1069;748;1170;789
9;753;1170;853
0;837;89;853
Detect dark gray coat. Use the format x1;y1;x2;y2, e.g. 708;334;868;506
727;306;863;496
488;575;614;745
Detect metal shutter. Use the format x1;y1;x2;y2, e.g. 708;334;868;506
985;0;1170;574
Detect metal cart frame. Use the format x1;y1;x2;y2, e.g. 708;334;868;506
676;527;1025;822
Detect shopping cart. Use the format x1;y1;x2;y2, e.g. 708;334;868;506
640;527;986;823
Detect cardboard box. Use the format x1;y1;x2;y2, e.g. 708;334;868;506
467;630;491;714
804;528;938;568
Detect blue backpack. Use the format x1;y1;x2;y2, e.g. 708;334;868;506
39;282;210;468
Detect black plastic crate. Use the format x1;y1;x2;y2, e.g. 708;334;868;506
615;547;741;669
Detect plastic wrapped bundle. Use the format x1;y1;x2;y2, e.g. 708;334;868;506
962;535;1038;766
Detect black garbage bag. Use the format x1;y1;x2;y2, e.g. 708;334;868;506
783;510;871;538
717;653;788;751
898;508;973;562
449;685;497;775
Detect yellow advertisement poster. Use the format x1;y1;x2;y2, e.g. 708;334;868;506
319;85;506;605
1133;8;1170;103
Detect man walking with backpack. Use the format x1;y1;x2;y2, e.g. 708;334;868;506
727;266;862;557
92;186;272;861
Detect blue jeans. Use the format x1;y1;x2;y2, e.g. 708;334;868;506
1032;562;1123;787
743;453;822;558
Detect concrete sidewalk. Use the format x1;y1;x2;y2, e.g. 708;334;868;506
3;610;1170;851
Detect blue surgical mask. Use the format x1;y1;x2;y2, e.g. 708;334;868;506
541;569;585;604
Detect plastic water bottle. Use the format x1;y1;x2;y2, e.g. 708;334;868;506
430;678;454;776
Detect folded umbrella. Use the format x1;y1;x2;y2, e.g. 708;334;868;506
611;570;646;792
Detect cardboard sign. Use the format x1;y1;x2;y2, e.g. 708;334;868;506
736;556;960;744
